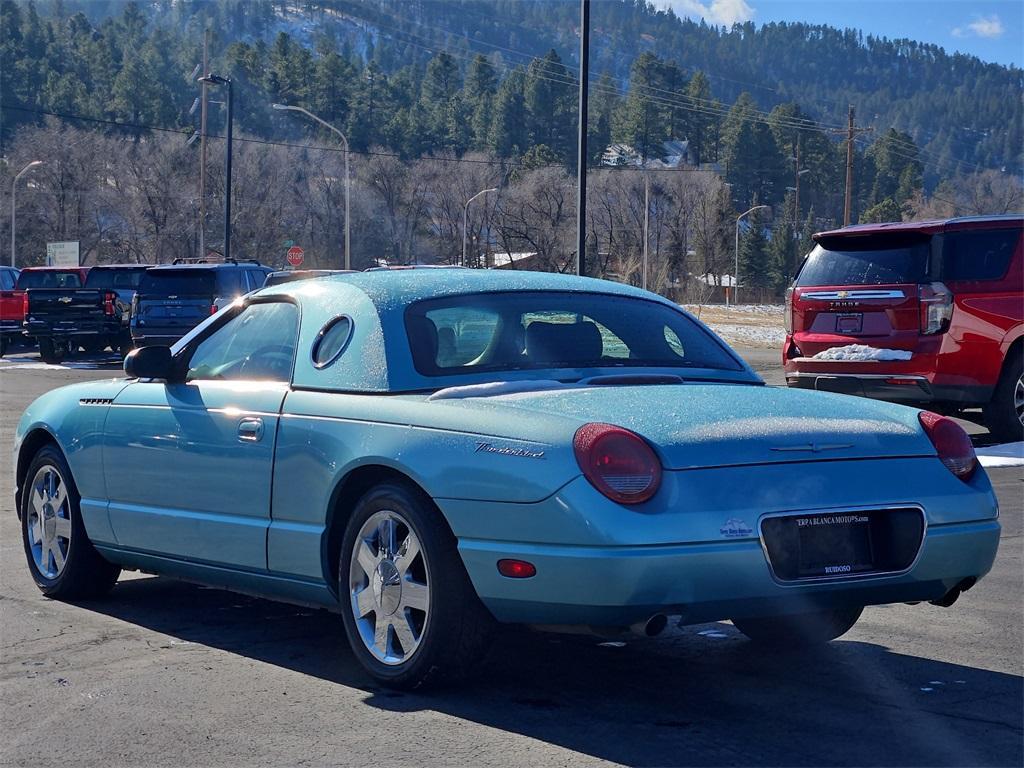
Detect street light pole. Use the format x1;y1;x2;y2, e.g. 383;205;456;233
273;103;351;270
199;74;233;261
10;160;44;268
734;204;769;305
462;187;497;268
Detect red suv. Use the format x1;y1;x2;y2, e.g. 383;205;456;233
784;215;1023;441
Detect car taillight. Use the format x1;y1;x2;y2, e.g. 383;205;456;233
919;282;953;335
918;411;976;481
573;423;662;504
22;291;29;317
784;286;794;334
103;291;116;316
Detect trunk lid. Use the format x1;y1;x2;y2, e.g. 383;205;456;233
25;289;106;320
791;231;935;355
134;295;214;335
442;383;934;469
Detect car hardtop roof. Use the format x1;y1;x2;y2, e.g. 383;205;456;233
814;213;1023;241
267;266;662;309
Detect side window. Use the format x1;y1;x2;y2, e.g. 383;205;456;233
943;230;1020;281
216;269;245;298
185;301;299;382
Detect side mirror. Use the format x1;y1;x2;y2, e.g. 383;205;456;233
124;345;176;380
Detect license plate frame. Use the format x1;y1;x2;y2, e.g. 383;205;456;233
836;313;863;334
759;507;925;583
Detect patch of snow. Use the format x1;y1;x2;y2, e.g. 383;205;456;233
976;442;1024;468
812;345;913;362
704;323;786;348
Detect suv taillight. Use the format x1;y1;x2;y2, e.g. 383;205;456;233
918;411;976;481
784;286;794;334
573;423;662;504
22;291;29;317
919;282;953;335
103;291;116;316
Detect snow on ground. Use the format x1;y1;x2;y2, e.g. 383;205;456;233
682;304;786;348
811;344;913;362
976;442;1024;468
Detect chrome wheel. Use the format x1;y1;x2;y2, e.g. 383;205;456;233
349;510;430;666
1014;372;1024;427
27;465;72;579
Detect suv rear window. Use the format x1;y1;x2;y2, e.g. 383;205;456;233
17;271;82;289
139;269;216;296
85;268;148;291
797;234;931;287
942;228;1020;281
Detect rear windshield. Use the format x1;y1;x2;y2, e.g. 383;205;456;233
405;291;742;377
139;269;216;296
85;268;148;291
796;234;931;287
17;271;82;289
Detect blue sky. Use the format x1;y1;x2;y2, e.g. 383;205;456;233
662;0;1023;67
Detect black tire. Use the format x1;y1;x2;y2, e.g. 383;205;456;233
20;445;120;599
0;334;7;358
983;349;1024;443
338;481;494;689
38;337;62;363
733;606;863;646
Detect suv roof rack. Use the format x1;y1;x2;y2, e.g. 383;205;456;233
170;257;263;266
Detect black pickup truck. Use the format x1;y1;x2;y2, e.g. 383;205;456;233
24;265;150;362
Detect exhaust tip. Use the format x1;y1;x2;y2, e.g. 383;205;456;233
632;614;668;637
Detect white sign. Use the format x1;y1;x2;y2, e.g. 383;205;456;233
46;241;80;267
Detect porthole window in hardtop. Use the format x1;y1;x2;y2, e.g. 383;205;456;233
313;316;353;368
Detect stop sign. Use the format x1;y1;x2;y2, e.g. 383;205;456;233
286;245;304;267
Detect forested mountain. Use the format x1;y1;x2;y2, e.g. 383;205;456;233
4;0;1018;178
1;0;1020;290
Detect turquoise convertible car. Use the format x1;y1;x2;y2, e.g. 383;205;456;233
15;270;999;688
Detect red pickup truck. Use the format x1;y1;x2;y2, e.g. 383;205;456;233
784;215;1023;441
0;267;91;357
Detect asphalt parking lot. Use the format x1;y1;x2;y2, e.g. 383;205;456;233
1;348;1021;768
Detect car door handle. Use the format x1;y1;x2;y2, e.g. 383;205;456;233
237;417;264;442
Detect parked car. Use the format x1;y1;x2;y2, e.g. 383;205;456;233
784;215;1023;441
2;267;91;358
24;264;150;362
16;270;999;688
130;260;271;347
0;266;20;356
263;269;356;287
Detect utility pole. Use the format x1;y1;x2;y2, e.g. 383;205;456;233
843;106;855;227
794;139;801;225
198;28;209;259
642;171;649;291
198;74;233;261
575;0;590;276
831;105;872;227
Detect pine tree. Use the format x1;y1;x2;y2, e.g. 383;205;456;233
489;66;527;157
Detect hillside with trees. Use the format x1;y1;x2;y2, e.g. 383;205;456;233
1;0;1020;297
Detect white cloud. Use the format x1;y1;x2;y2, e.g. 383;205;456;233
952;14;1005;39
663;0;756;26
